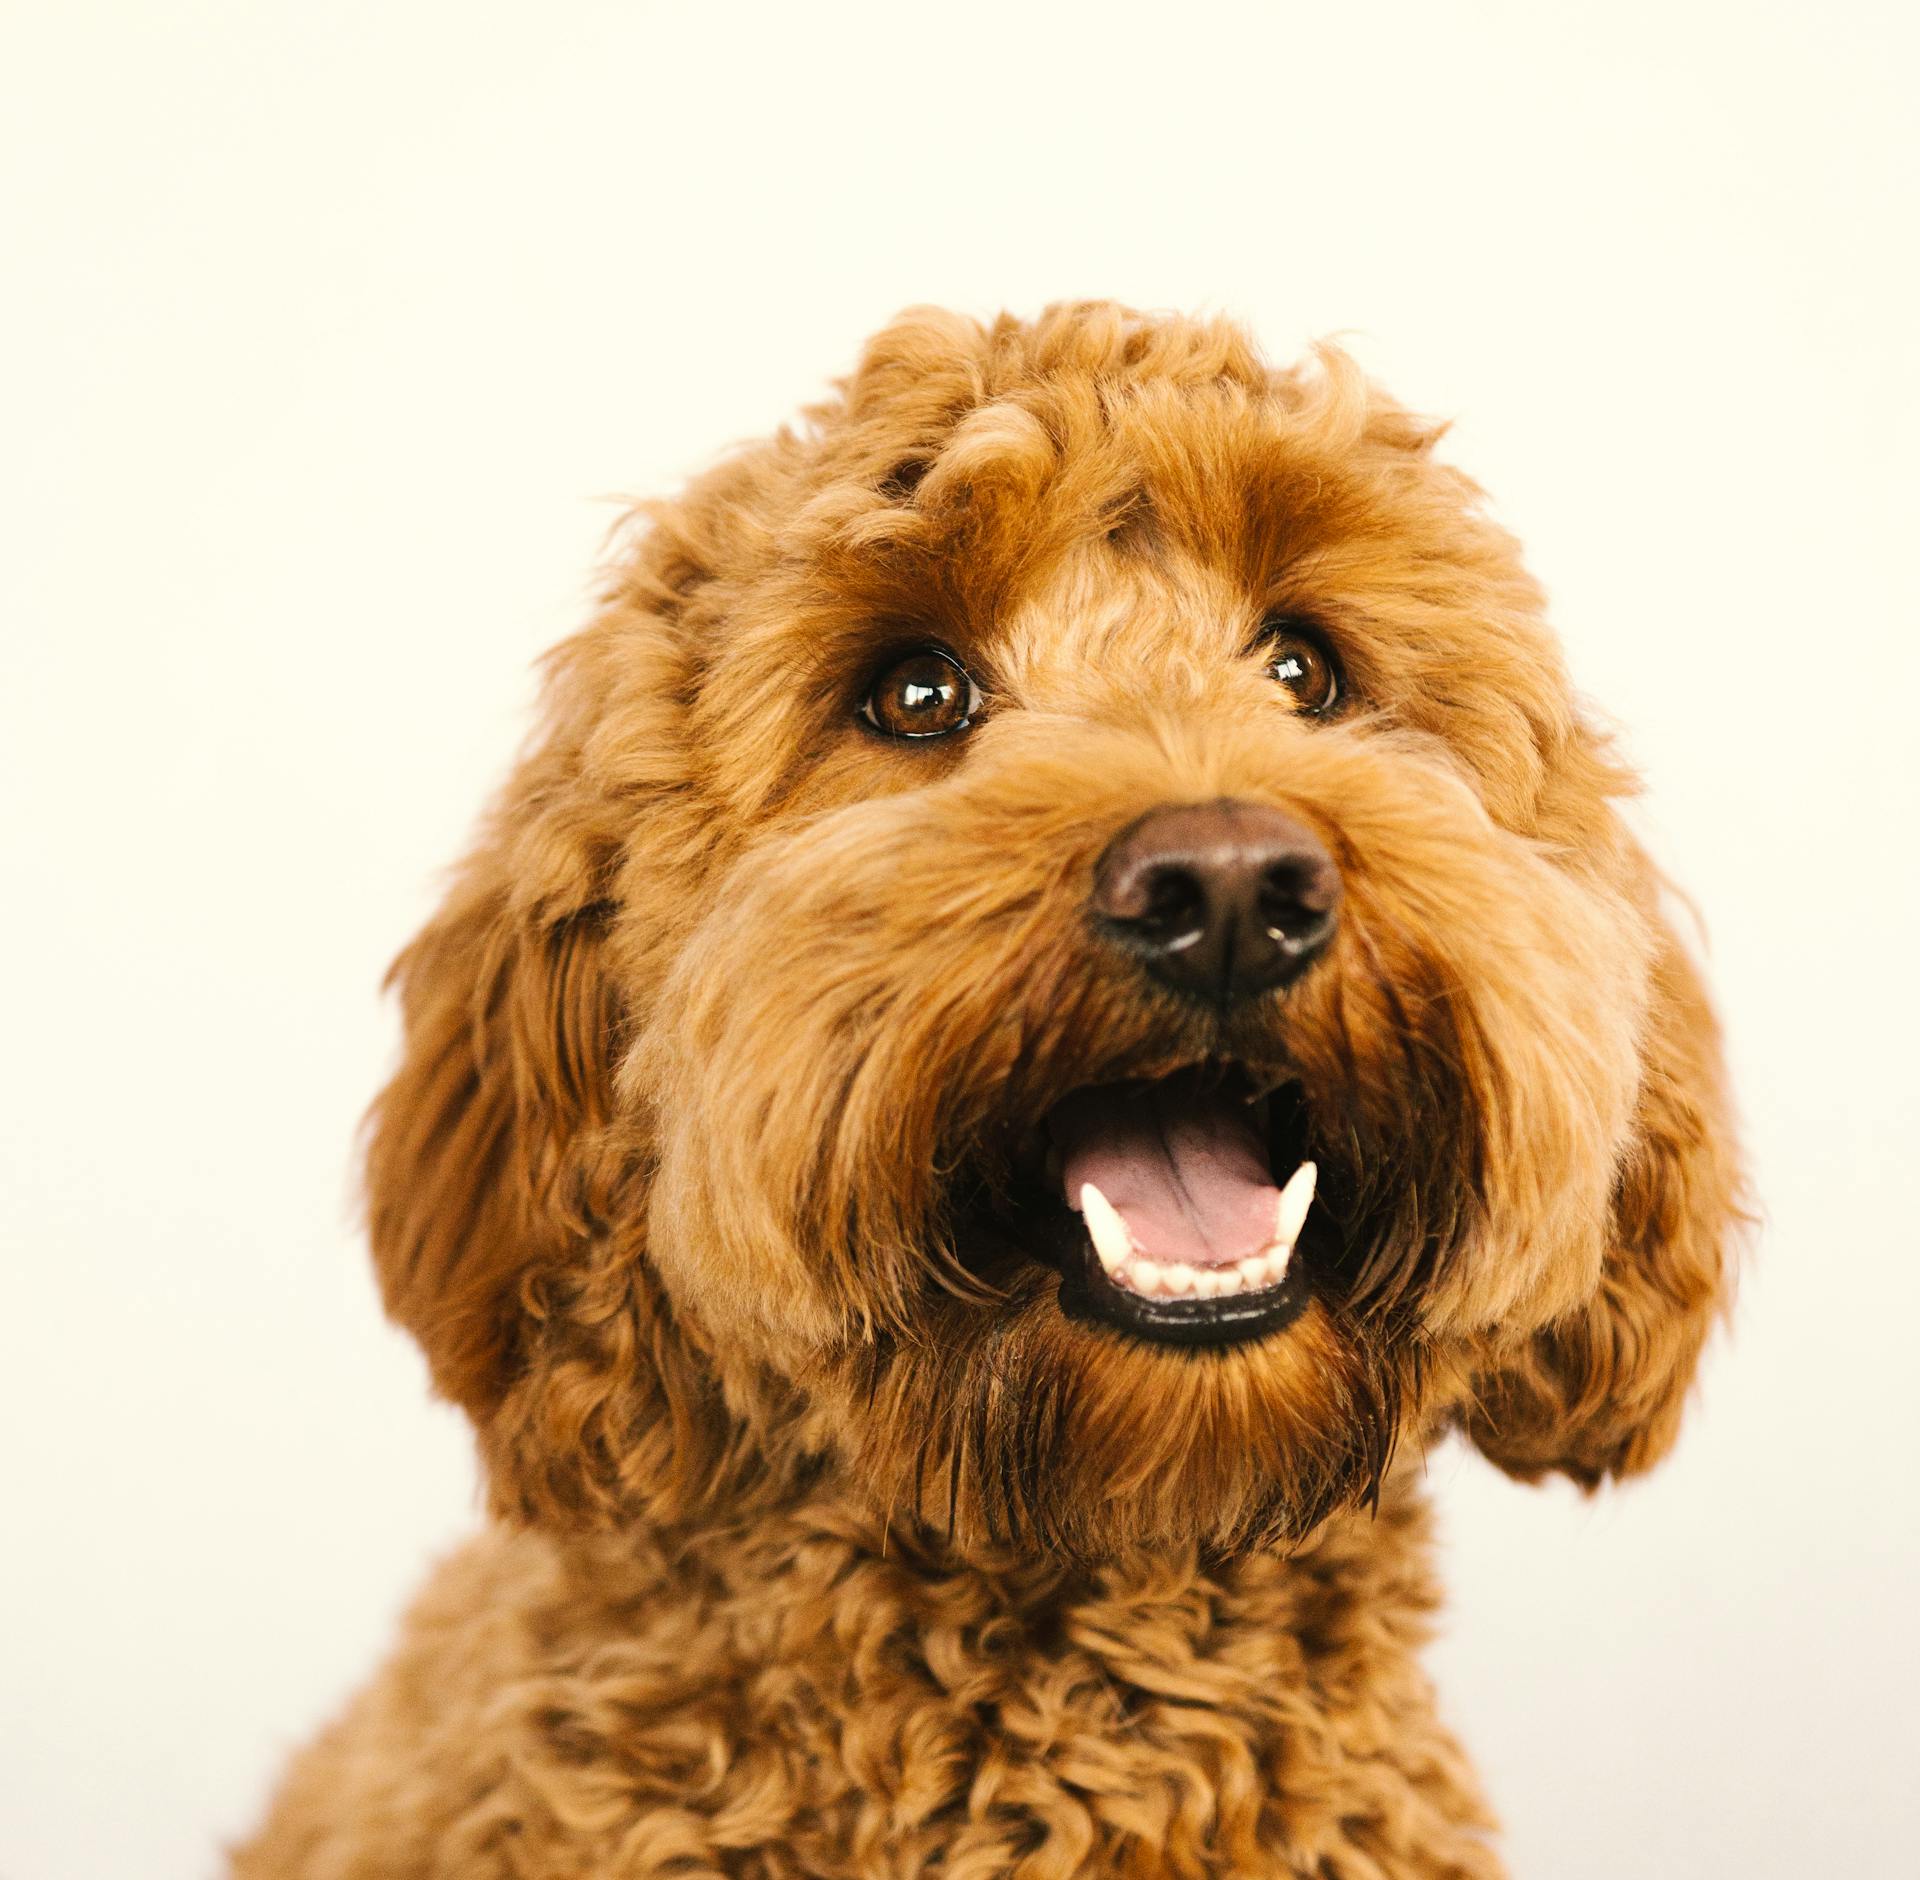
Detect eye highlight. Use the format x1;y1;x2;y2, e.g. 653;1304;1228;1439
1260;618;1342;716
859;647;981;740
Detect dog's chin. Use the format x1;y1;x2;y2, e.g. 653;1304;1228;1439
955;1061;1351;1353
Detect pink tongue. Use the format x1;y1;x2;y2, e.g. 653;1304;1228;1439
1051;1079;1281;1269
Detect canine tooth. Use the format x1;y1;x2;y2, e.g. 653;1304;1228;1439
1160;1262;1195;1295
1080;1183;1134;1274
1274;1161;1318;1249
1127;1258;1163;1295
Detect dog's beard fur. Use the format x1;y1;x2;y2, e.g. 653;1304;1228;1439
367;304;1736;1568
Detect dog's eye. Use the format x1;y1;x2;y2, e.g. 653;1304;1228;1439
1261;620;1341;716
860;648;980;740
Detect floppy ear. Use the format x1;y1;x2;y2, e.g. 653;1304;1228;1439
1464;913;1744;1487
361;586;755;1525
364;852;618;1420
366;779;746;1528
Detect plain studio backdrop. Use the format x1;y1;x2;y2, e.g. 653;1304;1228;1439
4;2;1916;1874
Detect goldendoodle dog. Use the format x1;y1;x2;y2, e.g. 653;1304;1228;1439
237;304;1740;1879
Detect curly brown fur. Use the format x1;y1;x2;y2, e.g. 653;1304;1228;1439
235;304;1742;1878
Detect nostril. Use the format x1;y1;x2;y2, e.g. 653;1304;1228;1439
1094;851;1206;932
1257;858;1339;946
1134;864;1208;944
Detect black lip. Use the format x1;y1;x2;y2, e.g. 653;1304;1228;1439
1055;1246;1315;1347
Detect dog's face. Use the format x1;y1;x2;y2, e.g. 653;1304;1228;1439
369;306;1739;1557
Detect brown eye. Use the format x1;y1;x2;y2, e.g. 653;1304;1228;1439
1261;620;1341;715
859;647;980;740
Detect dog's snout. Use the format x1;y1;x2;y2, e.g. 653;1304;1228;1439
1092;799;1340;1005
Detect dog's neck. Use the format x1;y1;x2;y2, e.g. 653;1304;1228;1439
549;1451;1438;1640
478;1457;1496;1868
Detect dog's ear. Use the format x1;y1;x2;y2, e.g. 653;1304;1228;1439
1464;889;1744;1487
360;588;751;1526
364;847;618;1421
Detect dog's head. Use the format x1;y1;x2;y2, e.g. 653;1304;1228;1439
368;305;1740;1557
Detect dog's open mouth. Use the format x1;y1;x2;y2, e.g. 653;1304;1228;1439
979;1065;1325;1348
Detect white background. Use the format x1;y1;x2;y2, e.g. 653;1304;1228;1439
4;3;1916;1874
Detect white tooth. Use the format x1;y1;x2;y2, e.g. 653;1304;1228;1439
1214;1267;1246;1296
1160;1262;1195;1295
1265;1240;1292;1283
1237;1254;1270;1289
1274;1161;1318;1249
1081;1182;1133;1273
1127;1258;1163;1295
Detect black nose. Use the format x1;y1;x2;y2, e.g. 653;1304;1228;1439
1092;799;1340;1005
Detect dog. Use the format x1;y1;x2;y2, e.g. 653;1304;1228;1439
235;303;1740;1878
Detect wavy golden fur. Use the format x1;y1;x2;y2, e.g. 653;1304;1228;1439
236;304;1741;1877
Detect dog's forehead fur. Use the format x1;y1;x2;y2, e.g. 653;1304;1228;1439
663;304;1604;855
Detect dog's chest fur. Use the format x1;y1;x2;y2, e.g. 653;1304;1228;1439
237;1471;1503;1879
